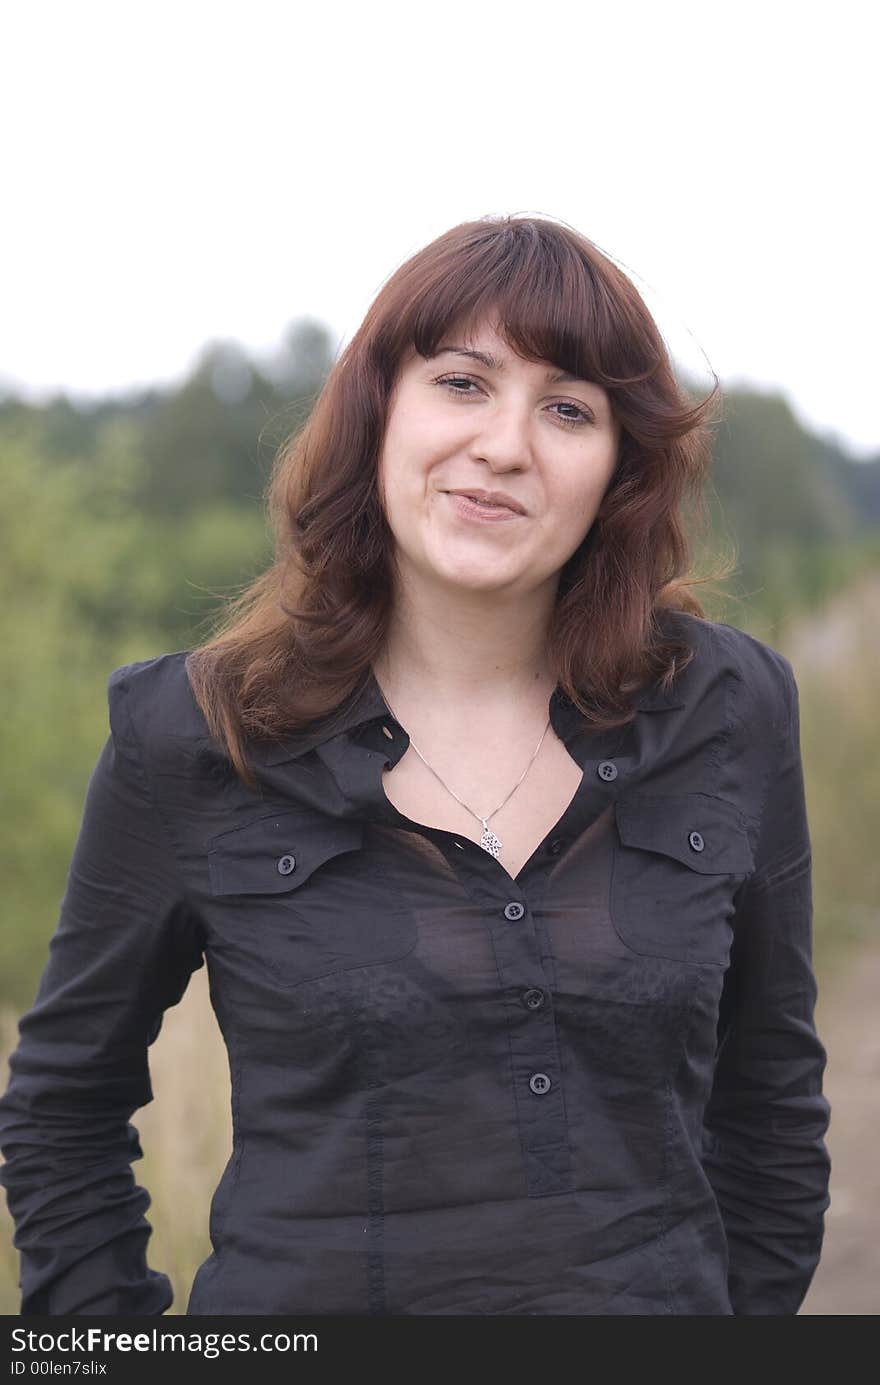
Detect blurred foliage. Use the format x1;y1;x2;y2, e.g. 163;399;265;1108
0;321;878;1012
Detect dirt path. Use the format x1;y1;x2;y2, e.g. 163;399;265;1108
799;942;880;1314
782;570;880;1313
782;569;880;671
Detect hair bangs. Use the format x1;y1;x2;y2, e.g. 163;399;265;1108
381;219;662;395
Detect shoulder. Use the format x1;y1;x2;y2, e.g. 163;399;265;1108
107;649;210;766
659;608;795;737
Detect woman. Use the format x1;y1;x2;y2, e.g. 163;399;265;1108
0;214;830;1316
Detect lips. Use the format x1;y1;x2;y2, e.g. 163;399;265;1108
445;492;524;524
446;490;526;515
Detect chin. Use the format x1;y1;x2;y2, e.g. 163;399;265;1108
439;566;518;592
403;539;521;591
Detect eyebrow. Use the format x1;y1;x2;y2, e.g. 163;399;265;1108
432;345;590;387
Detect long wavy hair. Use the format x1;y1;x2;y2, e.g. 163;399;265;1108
186;214;728;790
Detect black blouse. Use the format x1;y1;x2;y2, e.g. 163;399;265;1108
0;610;831;1315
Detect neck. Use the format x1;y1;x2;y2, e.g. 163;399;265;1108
373;574;559;713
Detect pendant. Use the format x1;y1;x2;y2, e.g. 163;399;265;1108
479;819;503;858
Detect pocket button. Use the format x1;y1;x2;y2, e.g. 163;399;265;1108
276;854;297;875
688;831;705;853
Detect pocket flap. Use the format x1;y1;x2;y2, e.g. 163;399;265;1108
208;810;364;896
614;793;754;875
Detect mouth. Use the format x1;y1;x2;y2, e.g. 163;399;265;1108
445;488;527;513
444;492;525;523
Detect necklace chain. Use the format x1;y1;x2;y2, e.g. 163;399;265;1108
375;679;551;860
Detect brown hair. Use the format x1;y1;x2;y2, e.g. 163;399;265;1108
186;213;727;790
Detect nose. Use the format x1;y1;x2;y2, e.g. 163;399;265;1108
470;398;534;472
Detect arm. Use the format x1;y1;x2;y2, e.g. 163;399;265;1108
701;653;831;1315
0;666;204;1314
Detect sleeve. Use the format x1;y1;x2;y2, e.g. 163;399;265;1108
701;652;831;1315
0;665;205;1315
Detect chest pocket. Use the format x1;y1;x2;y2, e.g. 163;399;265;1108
610;792;754;967
208;809;416;988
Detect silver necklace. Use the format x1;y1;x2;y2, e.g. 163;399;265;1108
375;680;552;859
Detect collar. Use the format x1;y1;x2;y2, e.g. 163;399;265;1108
633;677;688;713
247;662;686;769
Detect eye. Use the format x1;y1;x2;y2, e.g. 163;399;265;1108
552;402;594;429
433;375;594;429
435;374;481;397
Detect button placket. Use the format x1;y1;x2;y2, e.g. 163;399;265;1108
449;871;572;1194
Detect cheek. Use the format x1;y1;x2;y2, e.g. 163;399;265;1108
376;440;429;537
381;435;454;525
583;439;619;511
377;420;416;509
559;460;615;525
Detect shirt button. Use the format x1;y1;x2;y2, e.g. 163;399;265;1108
597;760;618;782
529;1072;551;1095
522;987;545;1010
547;838;564;856
277;854;296;875
504;901;525;921
688;831;705;852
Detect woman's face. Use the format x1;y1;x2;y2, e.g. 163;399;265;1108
377;316;620;601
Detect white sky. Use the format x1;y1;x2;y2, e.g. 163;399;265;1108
2;1;877;456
